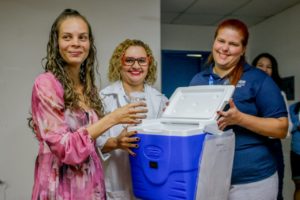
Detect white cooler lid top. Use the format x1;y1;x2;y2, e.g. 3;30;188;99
161;85;235;124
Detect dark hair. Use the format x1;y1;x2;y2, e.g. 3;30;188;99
207;19;249;86
252;53;283;90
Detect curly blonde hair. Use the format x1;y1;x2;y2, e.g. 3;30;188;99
108;39;157;85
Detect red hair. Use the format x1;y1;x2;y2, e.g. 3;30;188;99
208;19;249;86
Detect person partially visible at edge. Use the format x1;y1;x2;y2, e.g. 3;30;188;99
252;52;292;133
252;52;293;200
189;19;288;200
96;39;168;200
289;102;300;200
29;9;146;200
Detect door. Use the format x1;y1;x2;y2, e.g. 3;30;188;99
161;50;210;98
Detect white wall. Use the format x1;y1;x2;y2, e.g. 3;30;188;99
0;0;160;199
162;24;215;51
249;3;300;104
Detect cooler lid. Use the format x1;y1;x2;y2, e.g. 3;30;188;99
161;85;235;124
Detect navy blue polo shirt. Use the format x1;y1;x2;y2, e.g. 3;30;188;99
190;63;287;184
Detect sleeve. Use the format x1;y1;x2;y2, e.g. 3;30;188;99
289;103;300;134
31;74;95;165
190;73;203;86
96;92;113;161
96;130;112;161
162;95;169;105
189;73;208;86
255;75;288;118
281;91;292;137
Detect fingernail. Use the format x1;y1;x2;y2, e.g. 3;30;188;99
135;144;139;148
136;137;140;141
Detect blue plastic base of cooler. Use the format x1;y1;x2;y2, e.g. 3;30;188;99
129;132;207;200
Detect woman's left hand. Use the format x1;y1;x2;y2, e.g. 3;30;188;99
216;99;243;130
115;127;140;156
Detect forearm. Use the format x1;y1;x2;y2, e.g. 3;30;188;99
238;113;288;138
86;114;117;140
101;137;118;153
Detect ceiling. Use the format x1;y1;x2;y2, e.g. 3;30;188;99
161;0;300;27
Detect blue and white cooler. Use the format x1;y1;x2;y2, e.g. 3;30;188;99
129;85;236;200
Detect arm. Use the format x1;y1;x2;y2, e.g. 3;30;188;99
86;101;147;140
95;93;144;156
217;74;288;139
217;99;288;139
32;73;146;165
281;91;293;135
289;103;300;133
101;128;139;156
32;73;95;165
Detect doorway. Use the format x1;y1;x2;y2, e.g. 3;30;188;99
161;50;210;98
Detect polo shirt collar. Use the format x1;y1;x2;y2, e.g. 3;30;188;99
204;62;252;76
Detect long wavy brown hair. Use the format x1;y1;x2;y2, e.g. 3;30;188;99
108;39;157;85
29;9;103;129
207;19;249;86
44;8;103;117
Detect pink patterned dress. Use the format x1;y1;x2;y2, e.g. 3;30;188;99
31;72;106;200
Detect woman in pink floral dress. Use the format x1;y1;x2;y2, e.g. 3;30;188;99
29;9;147;200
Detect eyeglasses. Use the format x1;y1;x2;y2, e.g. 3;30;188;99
122;56;150;67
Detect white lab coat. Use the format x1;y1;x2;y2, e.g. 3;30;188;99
96;81;168;200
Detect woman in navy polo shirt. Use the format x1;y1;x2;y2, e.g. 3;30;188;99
190;19;288;200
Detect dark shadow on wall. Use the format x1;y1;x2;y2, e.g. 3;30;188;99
282;76;294;100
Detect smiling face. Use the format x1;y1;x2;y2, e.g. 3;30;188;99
212;27;246;72
256;57;273;76
58;17;90;69
120;45;149;89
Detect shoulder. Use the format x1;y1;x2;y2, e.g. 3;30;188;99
34;72;62;89
190;72;208;86
100;81;122;96
99;82;123;111
144;84;162;95
32;72;64;100
243;64;268;79
241;64;274;88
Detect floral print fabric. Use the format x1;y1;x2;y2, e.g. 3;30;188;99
31;72;105;200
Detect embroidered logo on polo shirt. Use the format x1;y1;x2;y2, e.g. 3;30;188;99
236;80;246;87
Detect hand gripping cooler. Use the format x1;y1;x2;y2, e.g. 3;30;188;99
129;85;236;200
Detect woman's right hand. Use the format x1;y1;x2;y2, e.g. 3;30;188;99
109;101;148;125
87;101;147;140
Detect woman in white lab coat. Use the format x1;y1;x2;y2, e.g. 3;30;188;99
96;39;168;200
